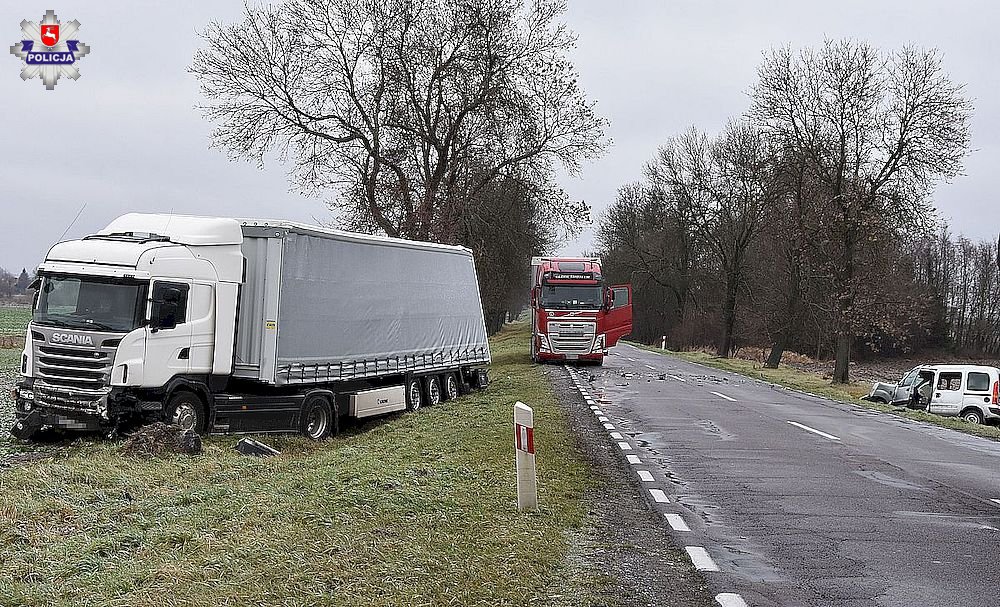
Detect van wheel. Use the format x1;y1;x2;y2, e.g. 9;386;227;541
300;396;334;440
962;409;985;424
407;378;423;411
165;391;206;433
444;374;460;401
425;376;442;406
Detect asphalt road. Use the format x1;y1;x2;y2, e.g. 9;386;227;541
575;343;1000;607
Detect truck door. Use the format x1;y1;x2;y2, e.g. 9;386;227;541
604;284;633;348
928;371;963;416
144;280;194;386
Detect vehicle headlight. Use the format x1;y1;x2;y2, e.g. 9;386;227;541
537;333;551;351
592;333;606;353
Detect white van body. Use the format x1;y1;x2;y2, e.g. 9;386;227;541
924;364;1000;424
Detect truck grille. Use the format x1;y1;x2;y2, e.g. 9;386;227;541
548;321;596;354
34;345;112;412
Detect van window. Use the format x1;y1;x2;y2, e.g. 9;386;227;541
967;372;990;392
937;372;962;391
899;370;918;387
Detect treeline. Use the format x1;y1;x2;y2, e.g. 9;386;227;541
0;268;32;299
191;0;607;335
596;40;987;383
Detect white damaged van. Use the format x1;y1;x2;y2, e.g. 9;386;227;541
918;365;1000;424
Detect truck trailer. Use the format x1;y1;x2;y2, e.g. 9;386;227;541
529;257;632;365
12;214;491;439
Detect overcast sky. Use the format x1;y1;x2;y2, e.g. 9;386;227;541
2;1;997;273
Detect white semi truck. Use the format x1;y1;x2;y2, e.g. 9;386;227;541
11;214;491;440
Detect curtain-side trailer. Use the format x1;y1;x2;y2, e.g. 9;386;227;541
12;214;491;440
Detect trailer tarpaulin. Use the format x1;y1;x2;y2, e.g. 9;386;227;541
272;230;490;384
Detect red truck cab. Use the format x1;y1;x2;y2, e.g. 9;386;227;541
529;257;632;365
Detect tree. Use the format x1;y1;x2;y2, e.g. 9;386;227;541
192;0;606;240
751;40;972;383
15;268;30;294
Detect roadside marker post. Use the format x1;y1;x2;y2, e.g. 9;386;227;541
514;401;538;511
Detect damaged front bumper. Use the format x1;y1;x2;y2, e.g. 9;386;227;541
11;380;146;438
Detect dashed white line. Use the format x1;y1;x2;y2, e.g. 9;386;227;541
610;431;624;440
618;442;632;451
637;470;654;482
645;364;657;370
669;374;687;382
626;357;636;361
787;420;841;441
626;454;641;464
593;409;605;416
589;405;599;411
649;488;669;503
598;416;609;422
710;391;737;402
715;593;748;607
990;499;1000;506
685;546;720;572
665;513;691;532
603;423;615;430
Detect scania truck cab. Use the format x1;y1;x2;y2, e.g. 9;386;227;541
529;257;632;365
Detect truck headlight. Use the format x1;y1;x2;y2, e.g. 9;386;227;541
537;334;551;352
592;334;606;353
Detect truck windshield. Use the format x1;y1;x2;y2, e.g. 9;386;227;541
540;285;603;310
34;275;147;333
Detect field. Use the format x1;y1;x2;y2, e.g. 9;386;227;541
0;304;31;337
0;323;610;606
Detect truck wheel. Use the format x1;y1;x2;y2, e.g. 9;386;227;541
962;409;985;424
166;391;206;433
407;378;423;411
425;376;442;406
300;396;334;440
443;374;460;401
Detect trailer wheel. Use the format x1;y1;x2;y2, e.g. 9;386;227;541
443;374;460;401
425;376;442;406
407;378;423;411
300;396;334;440
165;391;206;433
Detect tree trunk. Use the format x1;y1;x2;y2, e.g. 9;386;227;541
717;270;738;357
833;330;851;384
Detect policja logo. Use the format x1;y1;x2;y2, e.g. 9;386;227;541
9;10;90;90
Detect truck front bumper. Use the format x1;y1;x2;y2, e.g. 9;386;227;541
12;381;144;437
536;351;605;362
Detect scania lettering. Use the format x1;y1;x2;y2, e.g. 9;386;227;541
12;214;491;440
529;257;633;365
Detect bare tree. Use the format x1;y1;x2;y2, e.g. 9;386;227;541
751;40;972;383
191;0;607;243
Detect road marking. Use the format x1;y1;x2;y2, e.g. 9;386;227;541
685;546;719;572
598;416;609;422
626;454;641;464
715;593;748;607
626;357;635;361
787;420;841;441
710;391;737;402
610;431;624;440
603;423;615;430
637;470;654;482
649;488;669;503
618;442;632;451
665;513;691;532
990;499;1000;506
594;410;605;416
669;374;687;382
645;364;657;370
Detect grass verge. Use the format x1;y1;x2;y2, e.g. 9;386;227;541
628;342;1000;441
0;323;606;606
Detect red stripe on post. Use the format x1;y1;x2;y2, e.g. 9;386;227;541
515;423;535;454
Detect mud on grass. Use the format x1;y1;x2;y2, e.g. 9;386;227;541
0;323;611;607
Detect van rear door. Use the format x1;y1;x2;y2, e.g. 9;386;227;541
963;370;993;409
928;370;964;416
